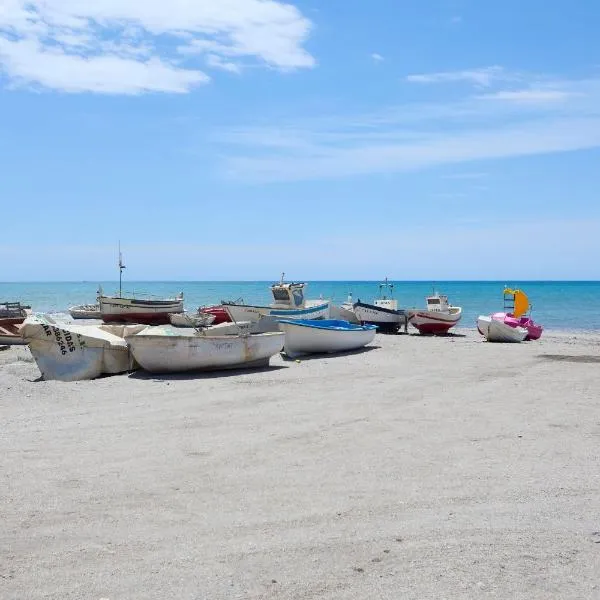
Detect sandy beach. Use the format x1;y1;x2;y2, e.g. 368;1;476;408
1;328;599;599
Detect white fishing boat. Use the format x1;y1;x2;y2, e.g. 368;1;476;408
169;311;215;328
407;292;462;334
69;304;101;319
223;274;330;323
477;315;528;343
98;246;183;325
20;314;146;381
352;279;407;333
127;325;285;373
278;319;377;357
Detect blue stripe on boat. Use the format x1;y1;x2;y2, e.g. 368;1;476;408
269;303;328;316
277;319;377;331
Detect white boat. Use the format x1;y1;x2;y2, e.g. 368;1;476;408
278;319;377;357
352;279;407;333
330;294;361;324
477;315;528;343
127;325;285;373
169;311;215;328
407;292;462;334
97;247;183;325
223;274;330;323
20;315;147;381
69;304;101;319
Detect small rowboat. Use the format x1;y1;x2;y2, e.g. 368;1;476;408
199;305;231;324
127;326;285;373
277;319;377;357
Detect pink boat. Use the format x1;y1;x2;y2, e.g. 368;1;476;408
477;288;543;341
491;312;543;341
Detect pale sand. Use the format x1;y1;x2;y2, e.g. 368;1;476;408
1;329;599;599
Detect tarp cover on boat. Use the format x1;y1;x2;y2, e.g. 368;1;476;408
21;315;146;381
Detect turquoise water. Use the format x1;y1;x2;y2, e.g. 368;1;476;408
1;281;599;331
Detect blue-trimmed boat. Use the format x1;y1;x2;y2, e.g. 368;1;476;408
277;319;377;357
223;274;330;323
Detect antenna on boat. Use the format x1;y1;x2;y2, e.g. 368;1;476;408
280;272;285;285
118;241;126;298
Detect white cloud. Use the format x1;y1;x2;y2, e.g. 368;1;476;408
477;89;577;103
371;53;384;63
406;66;508;88
0;0;314;94
215;74;600;182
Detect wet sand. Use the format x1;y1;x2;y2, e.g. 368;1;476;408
1;329;600;599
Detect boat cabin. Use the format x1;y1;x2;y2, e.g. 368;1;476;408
373;279;398;311
270;281;307;308
425;294;450;313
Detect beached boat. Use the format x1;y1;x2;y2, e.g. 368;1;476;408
329;294;361;324
127;325;285;373
223;275;330;323
477;288;543;342
0;301;31;345
97;247;184;325
69;304;101;319
497;288;543;340
278;319;377;357
352;279;407;333
20;315;146;381
199;305;231;324
477;315;528;343
407;292;462;334
169;311;216;328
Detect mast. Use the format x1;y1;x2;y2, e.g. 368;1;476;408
118;242;126;298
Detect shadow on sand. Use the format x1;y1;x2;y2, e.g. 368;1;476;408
128;364;289;381
539;354;600;364
280;345;381;362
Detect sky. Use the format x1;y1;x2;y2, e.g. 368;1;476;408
1;0;599;281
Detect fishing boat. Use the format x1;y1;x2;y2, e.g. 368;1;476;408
329;293;361;324
477;315;528;343
407;292;462;334
352;279;407;333
69;304;101;319
169;311;215;328
127;325;284;373
278;319;377;357
0;301;30;345
20;314;146;381
98;246;184;325
223;274;330;323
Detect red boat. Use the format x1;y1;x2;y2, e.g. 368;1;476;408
199;305;231;325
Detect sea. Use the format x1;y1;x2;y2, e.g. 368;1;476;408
1;281;599;332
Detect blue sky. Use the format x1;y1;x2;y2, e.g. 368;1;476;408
1;0;599;281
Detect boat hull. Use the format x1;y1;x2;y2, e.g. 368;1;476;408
20;316;146;381
352;302;405;333
99;295;183;325
69;305;101;320
407;307;462;334
278;319;376;357
224;301;330;323
477;316;528;343
127;328;285;373
199;305;231;324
